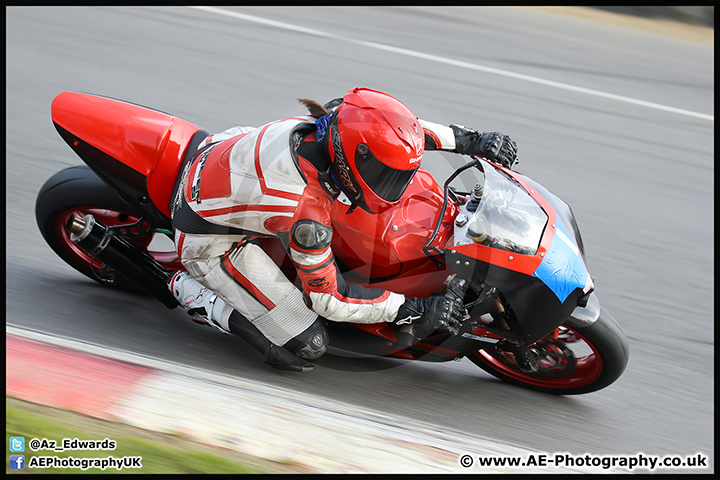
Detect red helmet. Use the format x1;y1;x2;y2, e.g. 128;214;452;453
328;87;424;213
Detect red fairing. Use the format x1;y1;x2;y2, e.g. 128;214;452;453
51;91;202;217
331;168;457;297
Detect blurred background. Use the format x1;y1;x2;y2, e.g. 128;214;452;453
6;6;713;473
591;6;713;27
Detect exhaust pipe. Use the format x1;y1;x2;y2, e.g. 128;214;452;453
66;214;179;309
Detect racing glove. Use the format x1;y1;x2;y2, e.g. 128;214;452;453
451;125;518;170
393;294;466;347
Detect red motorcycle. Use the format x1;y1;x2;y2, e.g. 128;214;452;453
36;91;629;394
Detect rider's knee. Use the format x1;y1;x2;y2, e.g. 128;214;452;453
283;317;328;361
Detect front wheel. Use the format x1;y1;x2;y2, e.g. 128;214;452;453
468;307;629;394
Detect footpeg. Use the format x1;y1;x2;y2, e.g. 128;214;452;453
513;346;539;373
497;340;540;373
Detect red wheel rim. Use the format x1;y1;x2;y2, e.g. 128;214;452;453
54;206;183;271
473;325;603;389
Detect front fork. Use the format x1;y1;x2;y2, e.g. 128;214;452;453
457;277;541;371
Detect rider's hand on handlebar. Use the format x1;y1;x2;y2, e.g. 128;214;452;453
426;294;465;335
394;294;466;337
478;132;518;170
451;126;518;170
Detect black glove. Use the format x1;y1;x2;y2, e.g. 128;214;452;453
394;294;466;338
451;125;518;170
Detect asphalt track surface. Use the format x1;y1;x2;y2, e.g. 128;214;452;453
6;6;714;472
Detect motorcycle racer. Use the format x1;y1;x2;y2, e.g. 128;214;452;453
168;87;518;372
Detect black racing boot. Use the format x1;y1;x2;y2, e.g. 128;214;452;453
228;312;314;372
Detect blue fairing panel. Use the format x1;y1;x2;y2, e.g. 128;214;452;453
532;218;589;303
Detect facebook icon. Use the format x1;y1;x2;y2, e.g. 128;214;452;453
10;455;25;470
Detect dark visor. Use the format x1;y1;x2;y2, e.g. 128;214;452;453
355;146;418;202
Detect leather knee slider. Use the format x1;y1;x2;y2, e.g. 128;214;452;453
283;317;329;361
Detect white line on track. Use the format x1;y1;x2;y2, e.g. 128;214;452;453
189;6;713;122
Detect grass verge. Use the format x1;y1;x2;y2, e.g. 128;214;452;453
6;397;305;474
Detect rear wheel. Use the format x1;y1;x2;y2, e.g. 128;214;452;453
468;308;629;394
35;165;182;290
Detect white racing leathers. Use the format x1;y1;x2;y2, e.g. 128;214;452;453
170;115;459;347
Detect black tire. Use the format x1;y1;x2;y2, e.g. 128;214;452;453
468;307;629;395
35;165;180;290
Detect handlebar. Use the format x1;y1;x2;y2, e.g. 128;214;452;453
422;156;483;267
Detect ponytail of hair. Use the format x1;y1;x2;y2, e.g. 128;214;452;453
298;98;330;119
